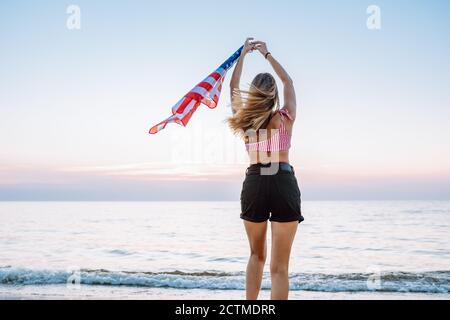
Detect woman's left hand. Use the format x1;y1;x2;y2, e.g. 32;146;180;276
243;37;255;55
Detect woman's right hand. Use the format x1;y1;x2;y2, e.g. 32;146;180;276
242;37;255;55
253;41;269;57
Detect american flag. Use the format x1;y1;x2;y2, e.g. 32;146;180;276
149;46;244;134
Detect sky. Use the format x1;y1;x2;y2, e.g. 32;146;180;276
0;0;449;200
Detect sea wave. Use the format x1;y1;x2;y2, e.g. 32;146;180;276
0;267;448;293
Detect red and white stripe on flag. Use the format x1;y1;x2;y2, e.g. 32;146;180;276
149;69;226;134
148;46;243;135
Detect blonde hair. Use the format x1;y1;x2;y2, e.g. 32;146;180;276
227;73;280;138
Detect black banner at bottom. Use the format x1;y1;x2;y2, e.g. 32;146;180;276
0;300;446;319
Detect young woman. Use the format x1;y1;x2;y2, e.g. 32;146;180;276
227;38;304;300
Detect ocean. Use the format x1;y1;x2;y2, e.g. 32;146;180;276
0;201;449;300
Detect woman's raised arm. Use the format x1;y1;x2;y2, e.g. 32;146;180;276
230;37;254;114
253;41;297;120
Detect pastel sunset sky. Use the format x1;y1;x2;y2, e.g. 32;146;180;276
1;0;449;200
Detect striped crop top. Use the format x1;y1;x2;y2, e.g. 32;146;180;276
245;107;293;152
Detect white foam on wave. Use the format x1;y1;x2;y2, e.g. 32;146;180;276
0;267;448;293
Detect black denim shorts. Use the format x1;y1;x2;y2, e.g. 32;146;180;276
240;162;304;223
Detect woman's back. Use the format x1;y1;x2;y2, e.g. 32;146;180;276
245;107;294;164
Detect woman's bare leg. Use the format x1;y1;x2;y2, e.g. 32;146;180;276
270;221;298;300
243;220;268;300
